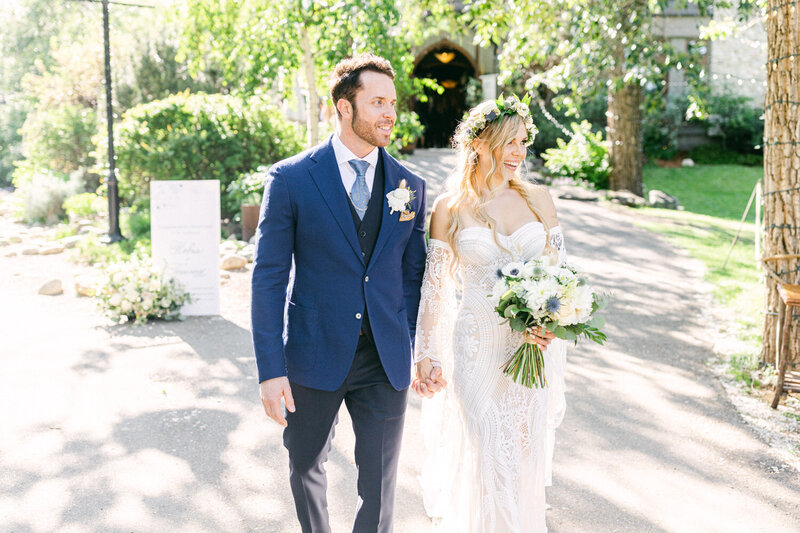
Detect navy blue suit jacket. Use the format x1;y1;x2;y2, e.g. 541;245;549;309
251;136;427;391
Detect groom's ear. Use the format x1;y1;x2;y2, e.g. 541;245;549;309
336;98;353;120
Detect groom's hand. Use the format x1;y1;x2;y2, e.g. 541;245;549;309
413;359;447;398
260;377;295;427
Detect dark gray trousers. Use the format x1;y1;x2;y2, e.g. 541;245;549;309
283;334;408;533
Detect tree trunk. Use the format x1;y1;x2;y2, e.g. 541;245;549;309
607;83;644;195
761;1;800;369
299;27;319;147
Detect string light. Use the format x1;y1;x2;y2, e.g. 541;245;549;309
763;140;800;146
764;100;800;110
764;186;800;196
765;1;797;13
767;53;800;65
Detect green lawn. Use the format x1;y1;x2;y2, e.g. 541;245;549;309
643;164;763;221
636;164;765;382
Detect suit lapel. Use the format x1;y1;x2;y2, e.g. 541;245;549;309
368;149;402;269
308;138;364;264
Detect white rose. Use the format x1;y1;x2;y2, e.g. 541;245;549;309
142;298;153;310
515;101;528;115
386;188;410;214
149;279;161;291
109;293;122;307
121;300;133;313
112;272;126;285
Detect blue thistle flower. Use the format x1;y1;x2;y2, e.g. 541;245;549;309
546;296;561;314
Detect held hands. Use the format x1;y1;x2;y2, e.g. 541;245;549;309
526;326;555;348
413;358;447;398
259;376;295;427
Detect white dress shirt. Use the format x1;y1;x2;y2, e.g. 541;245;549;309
332;133;378;195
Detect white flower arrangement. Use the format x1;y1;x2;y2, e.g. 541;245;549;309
465;93;539;145
95;256;190;325
491;254;607;388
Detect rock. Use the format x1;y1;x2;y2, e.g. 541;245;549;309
5;250;18;258
557;187;602;202
607;190;648;207
39;244;65;255
220;254;247;271
22;247;39;255
648;189;680;209
74;276;95;297
219;241;238;256
0;239;9;247
60;235;83;249
248;235;257;245
681;158;695;167
9;236;22;244
226;233;238;241
220;272;231;280
38;279;63;296
240;244;255;262
78;225;94;235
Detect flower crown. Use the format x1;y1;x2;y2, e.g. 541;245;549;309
464;93;538;145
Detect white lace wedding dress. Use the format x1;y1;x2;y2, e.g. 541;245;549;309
415;221;568;533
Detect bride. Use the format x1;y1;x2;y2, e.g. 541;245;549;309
412;95;568;533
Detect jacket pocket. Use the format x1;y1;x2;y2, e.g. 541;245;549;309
285;302;318;371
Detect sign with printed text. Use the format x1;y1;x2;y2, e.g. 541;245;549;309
151;180;220;316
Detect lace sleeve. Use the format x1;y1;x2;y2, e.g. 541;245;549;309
414;238;456;369
550;225;567;265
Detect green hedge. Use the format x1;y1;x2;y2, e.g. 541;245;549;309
115;92;304;215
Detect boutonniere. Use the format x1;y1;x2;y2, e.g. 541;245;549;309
386;179;416;221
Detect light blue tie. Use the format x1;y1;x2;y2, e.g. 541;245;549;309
348;159;370;220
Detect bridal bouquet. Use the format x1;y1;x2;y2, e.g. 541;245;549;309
491;255;607;388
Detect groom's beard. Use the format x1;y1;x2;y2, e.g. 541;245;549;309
352;105;393;148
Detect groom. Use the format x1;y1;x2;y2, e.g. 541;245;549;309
251;54;427;532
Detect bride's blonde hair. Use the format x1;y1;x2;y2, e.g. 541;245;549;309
444;99;553;271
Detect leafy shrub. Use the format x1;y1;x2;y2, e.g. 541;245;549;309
0;99;27;188
63;192;107;219
18;104;97;175
642;97;683;160
391;111;425;153
687;144;763;166
704;92;763;154
12;162;80;224
227;167;268;208
120;204;151;241
95;255;190;325
541;121;610;189
115;92;303;215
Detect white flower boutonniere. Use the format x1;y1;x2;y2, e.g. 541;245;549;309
387;179;416;221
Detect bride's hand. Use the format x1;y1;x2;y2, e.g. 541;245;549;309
526;326;555;349
413;358;447;398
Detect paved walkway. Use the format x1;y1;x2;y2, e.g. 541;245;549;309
1;150;799;532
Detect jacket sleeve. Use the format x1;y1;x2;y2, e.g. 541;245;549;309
402;176;427;344
251;165;295;383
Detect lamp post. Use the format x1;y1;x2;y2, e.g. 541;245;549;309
101;0;123;243
67;0;155;241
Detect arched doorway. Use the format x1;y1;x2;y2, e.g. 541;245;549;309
413;45;476;148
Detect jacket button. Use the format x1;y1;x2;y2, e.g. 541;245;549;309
360;231;367;237
355;313;362;319
365;276;370;282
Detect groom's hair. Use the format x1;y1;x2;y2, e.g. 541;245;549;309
330;53;395;118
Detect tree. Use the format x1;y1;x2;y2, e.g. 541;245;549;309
761;0;800;371
463;0;714;195
177;0;441;147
